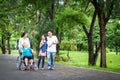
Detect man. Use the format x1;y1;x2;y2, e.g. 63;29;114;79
47;31;58;70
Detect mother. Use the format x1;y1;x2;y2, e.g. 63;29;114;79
18;32;30;51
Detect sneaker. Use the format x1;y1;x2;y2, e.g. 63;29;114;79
48;67;51;70
51;67;54;70
41;68;44;70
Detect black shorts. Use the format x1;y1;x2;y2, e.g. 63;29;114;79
23;56;33;60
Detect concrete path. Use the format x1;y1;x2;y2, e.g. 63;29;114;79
0;54;120;80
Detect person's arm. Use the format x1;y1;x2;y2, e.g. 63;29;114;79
19;48;23;53
31;49;34;54
48;41;52;47
18;38;22;50
27;38;31;48
52;36;59;45
47;37;51;47
39;40;43;48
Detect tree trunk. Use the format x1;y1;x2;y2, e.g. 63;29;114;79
98;12;107;68
88;35;94;65
91;0;113;68
100;25;107;67
7;35;11;54
115;46;118;55
67;50;70;60
1;35;6;54
56;28;60;56
49;0;55;29
93;41;100;65
56;28;63;57
83;10;98;66
51;0;55;21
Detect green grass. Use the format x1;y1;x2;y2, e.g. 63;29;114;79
0;50;38;54
0;50;18;54
57;51;120;73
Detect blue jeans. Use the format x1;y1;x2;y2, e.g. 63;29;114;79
47;52;56;68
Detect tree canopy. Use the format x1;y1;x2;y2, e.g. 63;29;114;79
0;0;120;68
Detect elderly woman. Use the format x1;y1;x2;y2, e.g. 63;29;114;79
20;42;34;68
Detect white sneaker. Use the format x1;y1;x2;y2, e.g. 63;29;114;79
48;67;51;70
41;68;44;70
51;67;54;70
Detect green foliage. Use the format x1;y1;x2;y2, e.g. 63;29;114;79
112;0;120;19
56;7;89;28
55;5;90;52
82;43;88;51
106;19;120;51
0;0;119;56
60;39;77;51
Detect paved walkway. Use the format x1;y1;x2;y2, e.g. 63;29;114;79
0;54;120;80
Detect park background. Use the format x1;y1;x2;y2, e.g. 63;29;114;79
0;0;120;72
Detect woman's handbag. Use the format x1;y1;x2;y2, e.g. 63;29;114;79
39;50;46;56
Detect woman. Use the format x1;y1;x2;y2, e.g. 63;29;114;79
18;32;30;52
20;42;34;69
38;35;47;70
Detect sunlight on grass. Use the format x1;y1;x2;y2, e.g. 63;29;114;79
57;51;120;73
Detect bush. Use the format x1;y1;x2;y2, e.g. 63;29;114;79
55;56;70;62
60;39;77;51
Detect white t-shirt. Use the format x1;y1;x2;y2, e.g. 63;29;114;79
18;38;30;49
47;36;58;52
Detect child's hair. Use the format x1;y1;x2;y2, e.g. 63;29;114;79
42;34;47;41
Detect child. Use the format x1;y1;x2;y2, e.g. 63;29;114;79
38;35;47;70
20;43;34;69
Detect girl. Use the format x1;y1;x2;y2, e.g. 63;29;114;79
38;35;47;70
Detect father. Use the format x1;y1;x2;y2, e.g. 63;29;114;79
47;31;58;70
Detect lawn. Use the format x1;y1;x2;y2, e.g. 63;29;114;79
0;50;18;54
57;51;120;73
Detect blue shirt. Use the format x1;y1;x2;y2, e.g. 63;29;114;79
21;48;32;57
40;41;47;52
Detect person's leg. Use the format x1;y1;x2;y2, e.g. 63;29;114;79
30;59;33;66
47;52;51;69
42;56;45;69
38;56;41;69
24;57;28;66
51;52;56;69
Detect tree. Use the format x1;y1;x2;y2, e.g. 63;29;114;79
60;39;77;59
0;0;35;54
83;9;100;66
63;0;101;66
0;25;7;54
55;4;89;54
90;0;118;67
